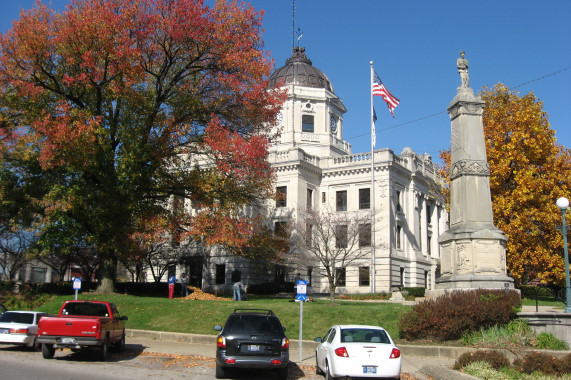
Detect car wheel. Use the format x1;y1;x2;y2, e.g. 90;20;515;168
215;364;227;379
325;360;336;380
276;365;288;380
113;333;126;352
42;343;55;359
315;354;323;375
99;336;109;361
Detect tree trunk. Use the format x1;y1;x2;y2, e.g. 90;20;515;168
328;280;336;305
96;250;116;294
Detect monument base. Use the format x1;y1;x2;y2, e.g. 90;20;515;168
427;274;515;298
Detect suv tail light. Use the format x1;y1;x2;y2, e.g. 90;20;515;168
217;336;226;348
334;347;349;357
281;337;289;349
390;348;401;359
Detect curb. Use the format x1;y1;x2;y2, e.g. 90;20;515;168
420;364;480;380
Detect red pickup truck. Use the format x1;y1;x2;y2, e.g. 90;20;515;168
36;300;128;360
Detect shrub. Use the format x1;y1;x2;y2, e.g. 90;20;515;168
516;351;560;376
398;289;521;341
403;287;425;297
462;361;511;380
453;350;510;371
534;332;569;350
0;281;15;291
247;282;292;295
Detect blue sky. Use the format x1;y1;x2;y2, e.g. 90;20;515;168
2;1;570;165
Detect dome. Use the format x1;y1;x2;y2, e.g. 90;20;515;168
268;47;334;93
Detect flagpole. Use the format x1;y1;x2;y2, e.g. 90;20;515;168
370;61;376;294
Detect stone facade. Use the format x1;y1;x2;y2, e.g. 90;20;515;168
159;48;448;295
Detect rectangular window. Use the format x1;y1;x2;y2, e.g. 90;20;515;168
322;192;326;203
396;190;402;212
275;221;288;237
359;266;370;286
427;204;432;225
307;267;313;286
336;267;346;287
307;188;313;210
359;188;370;209
427;235;432;255
396;225;402;249
400;267;405;287
302;115;314;132
215;264;226;285
276;186;287;207
336;190;347;211
31;267;46;283
335;224;348;248
359;223;371;247
305;223;313;247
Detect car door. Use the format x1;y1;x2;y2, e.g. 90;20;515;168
317;327;336;370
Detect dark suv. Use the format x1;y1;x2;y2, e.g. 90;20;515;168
214;309;289;379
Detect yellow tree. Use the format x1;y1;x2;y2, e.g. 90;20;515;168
440;84;571;286
482;84;570;286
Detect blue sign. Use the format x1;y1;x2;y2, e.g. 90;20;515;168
296;294;308;301
296;280;307;301
72;277;82;290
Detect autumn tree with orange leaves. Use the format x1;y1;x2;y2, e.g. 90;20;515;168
0;0;286;292
439;84;571;287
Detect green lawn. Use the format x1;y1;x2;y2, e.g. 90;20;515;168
35;294;411;341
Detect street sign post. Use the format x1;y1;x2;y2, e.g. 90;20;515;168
296;280;307;361
72;277;81;300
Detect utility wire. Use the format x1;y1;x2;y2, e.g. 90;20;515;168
346;66;571;142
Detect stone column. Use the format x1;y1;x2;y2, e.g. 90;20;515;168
431;53;514;295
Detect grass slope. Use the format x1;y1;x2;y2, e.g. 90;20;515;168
35;294;411;341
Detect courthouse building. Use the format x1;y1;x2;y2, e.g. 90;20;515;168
173;47;449;295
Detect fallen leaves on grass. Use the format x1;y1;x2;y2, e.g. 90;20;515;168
182;286;231;301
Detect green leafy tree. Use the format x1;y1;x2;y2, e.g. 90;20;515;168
0;0;285;292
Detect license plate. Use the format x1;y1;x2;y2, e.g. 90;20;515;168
0;328;8;334
60;337;77;344
247;345;260;352
363;366;377;374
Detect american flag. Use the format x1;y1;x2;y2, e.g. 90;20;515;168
372;72;399;117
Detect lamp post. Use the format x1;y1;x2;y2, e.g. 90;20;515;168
556;197;571;313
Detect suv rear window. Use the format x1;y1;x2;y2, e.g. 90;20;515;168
225;315;283;335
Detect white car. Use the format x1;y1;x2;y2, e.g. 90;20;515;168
0;311;47;350
315;324;401;380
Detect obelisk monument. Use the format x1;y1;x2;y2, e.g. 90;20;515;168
433;51;514;294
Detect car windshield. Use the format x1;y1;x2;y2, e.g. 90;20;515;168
340;328;390;344
225;315;282;335
0;312;34;324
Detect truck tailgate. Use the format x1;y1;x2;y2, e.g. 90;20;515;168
38;316;103;338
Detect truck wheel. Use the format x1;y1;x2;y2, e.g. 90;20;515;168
99;336;109;361
42;343;55;359
215;364;227;379
113;333;125;352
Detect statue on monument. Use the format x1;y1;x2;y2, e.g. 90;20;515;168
457;51;469;88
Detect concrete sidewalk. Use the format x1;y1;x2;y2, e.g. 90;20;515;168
125;329;469;379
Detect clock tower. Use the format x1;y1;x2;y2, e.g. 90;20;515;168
268;47;350;157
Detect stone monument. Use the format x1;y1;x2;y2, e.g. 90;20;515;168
432;51;514;295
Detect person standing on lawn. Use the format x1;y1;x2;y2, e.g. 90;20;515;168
233;280;244;301
168;274;177;299
180;273;189;297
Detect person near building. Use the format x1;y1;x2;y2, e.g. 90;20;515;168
233;280;244;301
180;273;188;297
168;274;177;299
